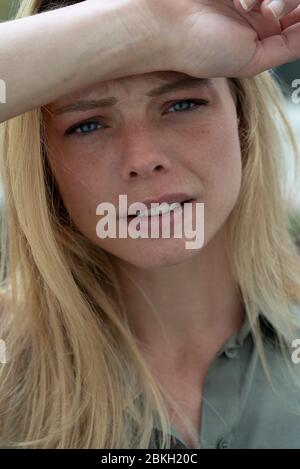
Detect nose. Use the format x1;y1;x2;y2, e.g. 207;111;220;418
120;127;172;180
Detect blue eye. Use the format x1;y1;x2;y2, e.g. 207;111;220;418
168;99;208;113
66;121;103;136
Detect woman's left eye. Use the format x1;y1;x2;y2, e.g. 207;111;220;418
167;99;209;114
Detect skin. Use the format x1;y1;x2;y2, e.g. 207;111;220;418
43;71;245;383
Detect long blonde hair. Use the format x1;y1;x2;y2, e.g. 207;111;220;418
0;0;300;449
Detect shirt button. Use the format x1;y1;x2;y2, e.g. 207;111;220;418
217;438;231;449
224;347;238;359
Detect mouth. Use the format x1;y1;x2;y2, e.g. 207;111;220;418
126;198;195;220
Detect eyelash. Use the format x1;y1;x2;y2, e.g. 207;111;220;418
65;99;209;137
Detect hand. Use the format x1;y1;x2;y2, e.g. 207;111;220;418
144;0;300;77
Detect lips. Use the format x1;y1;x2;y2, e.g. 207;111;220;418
127;196;195;219
138;193;194;211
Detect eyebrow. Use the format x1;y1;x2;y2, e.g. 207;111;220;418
50;77;214;116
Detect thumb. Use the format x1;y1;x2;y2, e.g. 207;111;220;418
240;22;300;76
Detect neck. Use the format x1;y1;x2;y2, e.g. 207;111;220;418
112;226;245;367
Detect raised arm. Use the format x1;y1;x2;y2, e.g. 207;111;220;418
0;0;166;123
1;0;300;124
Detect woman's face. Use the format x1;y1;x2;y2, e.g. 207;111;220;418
43;72;242;268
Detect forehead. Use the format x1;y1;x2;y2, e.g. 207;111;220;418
100;71;190;90
47;72;227;110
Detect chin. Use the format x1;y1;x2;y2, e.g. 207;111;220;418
102;236;205;270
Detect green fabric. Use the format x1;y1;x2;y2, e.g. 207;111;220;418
150;305;300;449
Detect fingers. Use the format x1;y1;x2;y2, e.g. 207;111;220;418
238;0;262;11
232;0;300;75
279;4;300;29
261;0;300;19
242;23;300;75
239;0;300;19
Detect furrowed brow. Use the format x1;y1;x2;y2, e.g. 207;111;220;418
146;77;213;97
50;78;214;116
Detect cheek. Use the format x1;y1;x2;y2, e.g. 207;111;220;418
208;122;242;201
191;120;242;235
191;116;241;181
46;149;106;235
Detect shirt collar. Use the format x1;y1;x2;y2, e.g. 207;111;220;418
216;311;280;357
216;313;252;357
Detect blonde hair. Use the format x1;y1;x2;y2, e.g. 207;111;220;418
0;0;300;449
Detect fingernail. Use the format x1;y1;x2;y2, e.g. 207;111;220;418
267;0;284;19
240;0;256;11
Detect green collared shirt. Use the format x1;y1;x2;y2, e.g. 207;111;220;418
149;308;300;449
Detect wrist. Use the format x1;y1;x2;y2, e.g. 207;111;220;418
87;0;171;79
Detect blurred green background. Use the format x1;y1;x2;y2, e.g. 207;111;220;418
0;0;20;19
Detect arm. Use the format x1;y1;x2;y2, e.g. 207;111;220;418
1;0;300;124
0;0;165;123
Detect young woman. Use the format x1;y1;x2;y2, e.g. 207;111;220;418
0;0;300;449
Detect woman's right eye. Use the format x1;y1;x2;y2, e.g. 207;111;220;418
65;120;104;137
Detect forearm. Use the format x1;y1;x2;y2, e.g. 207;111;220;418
0;0;163;123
